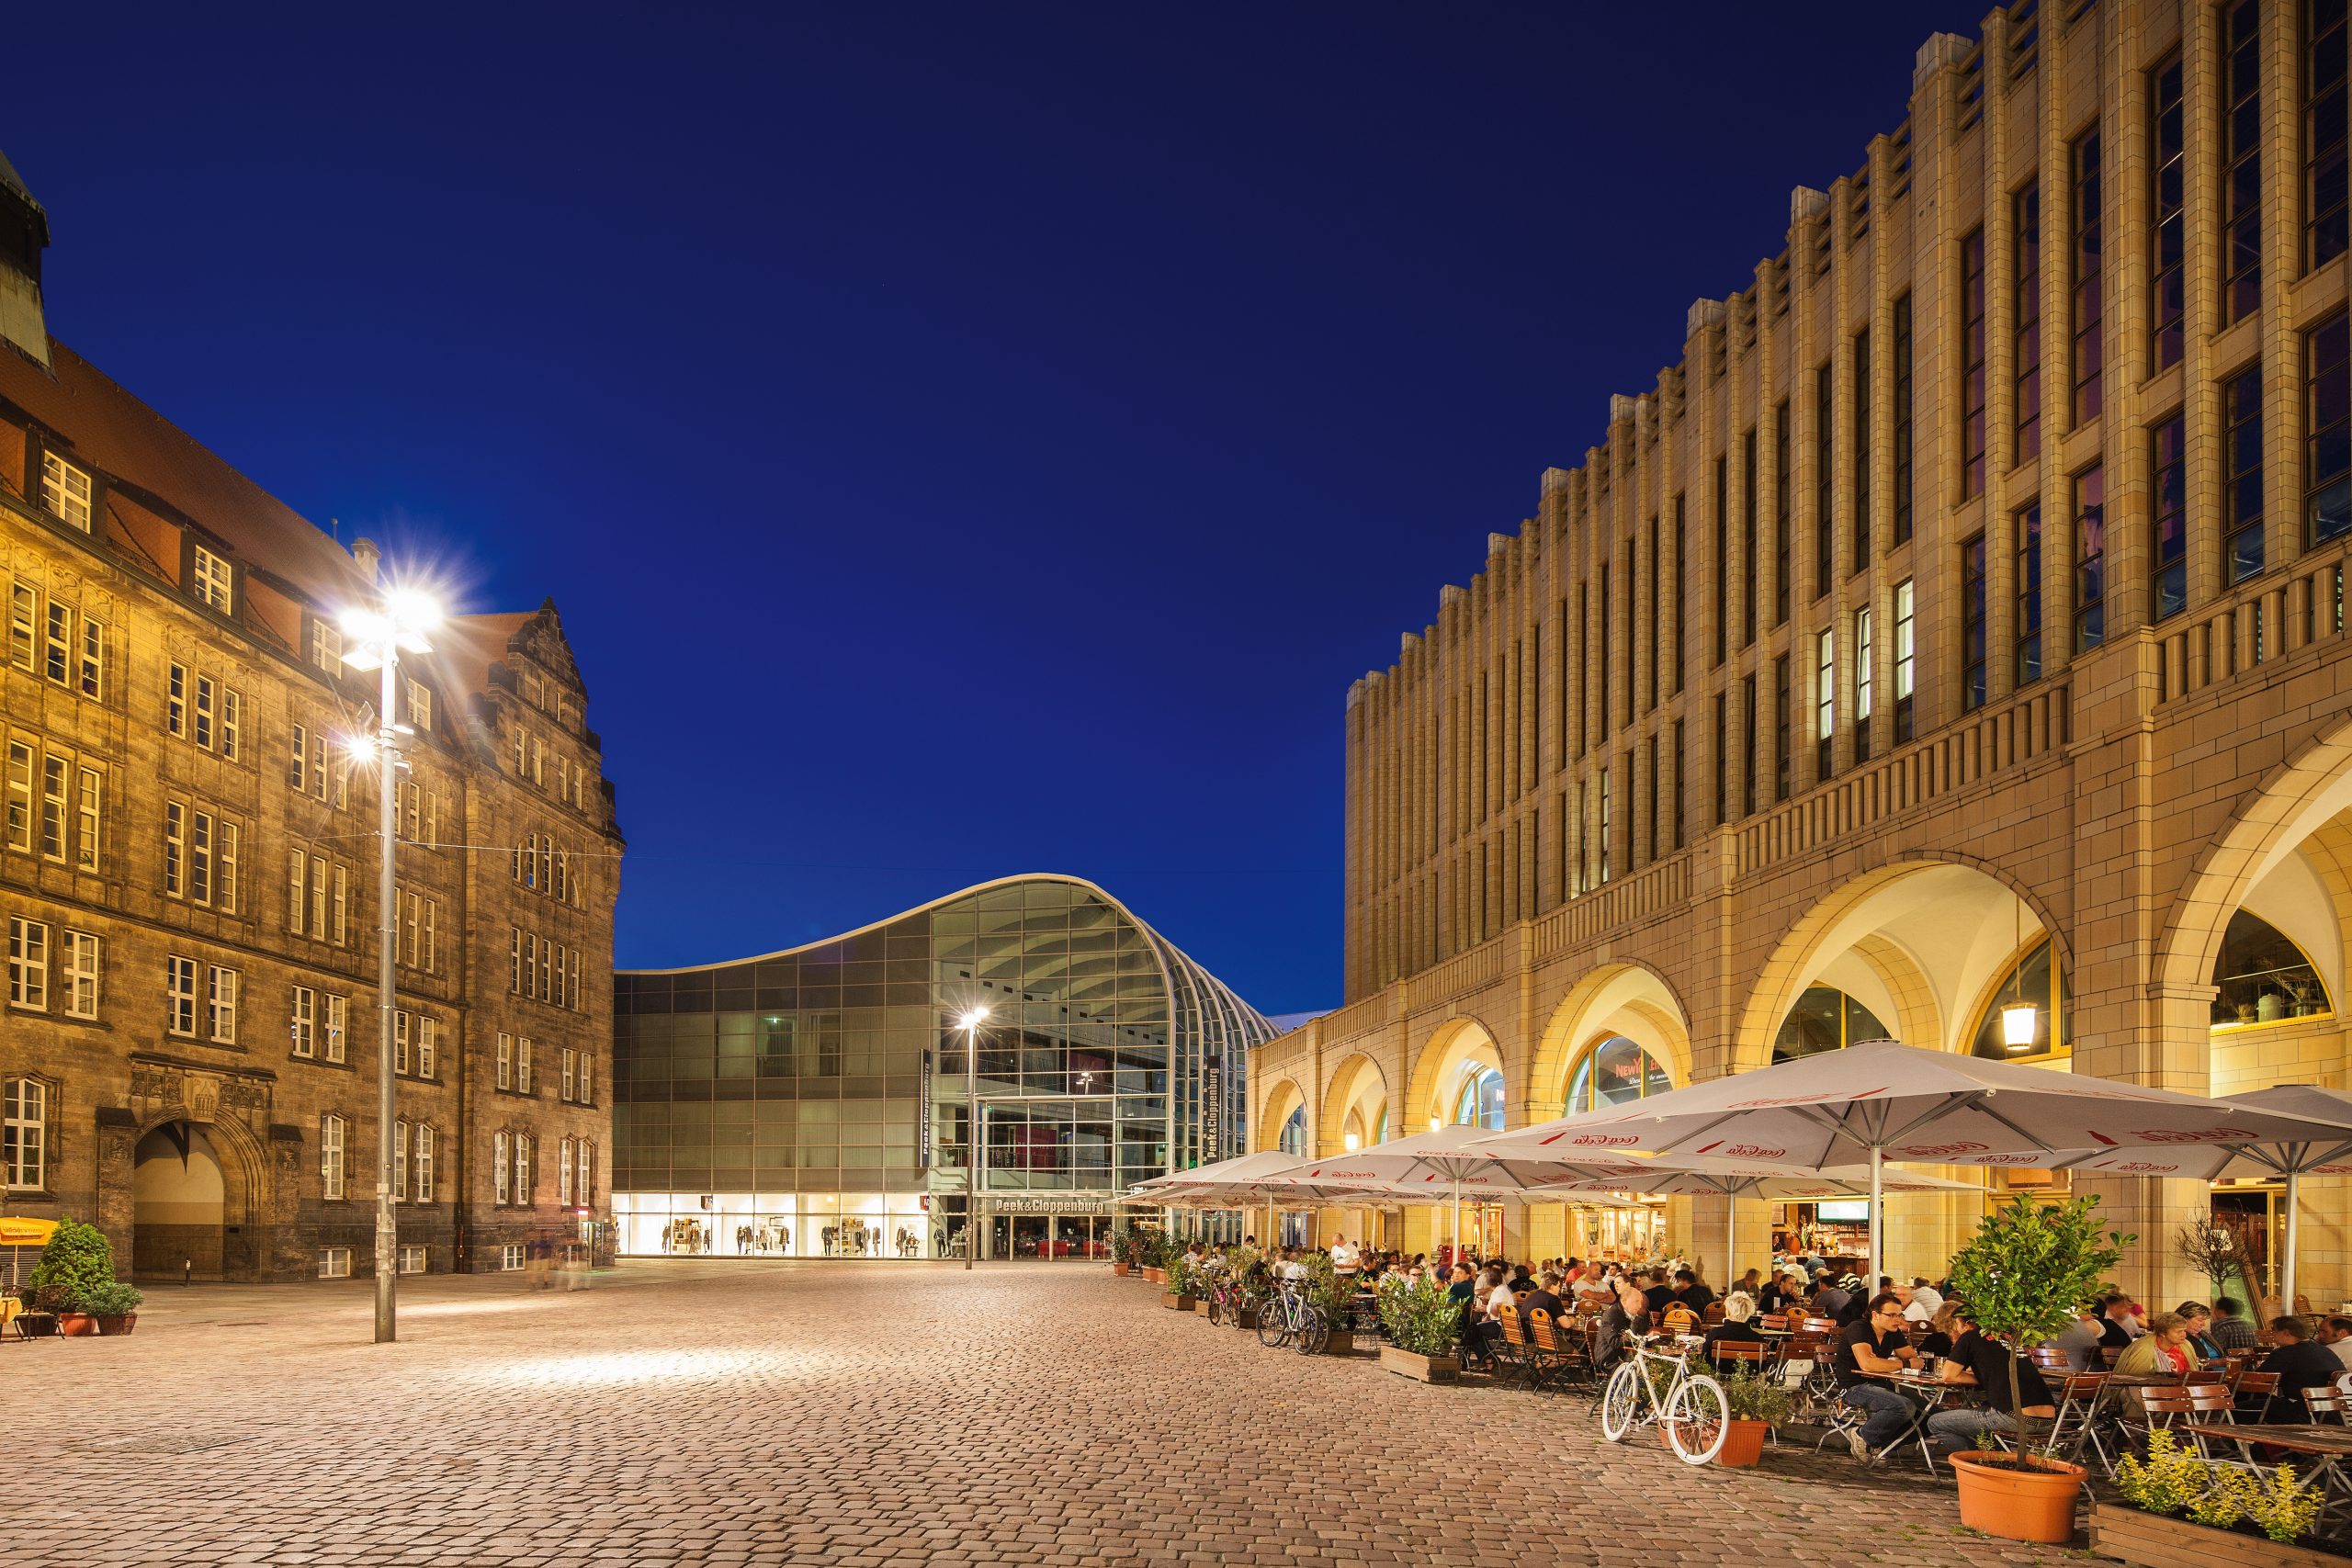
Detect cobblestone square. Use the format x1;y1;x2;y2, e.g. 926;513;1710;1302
16;1262;2086;1567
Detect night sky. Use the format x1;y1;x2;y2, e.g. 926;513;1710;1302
9;3;1973;1016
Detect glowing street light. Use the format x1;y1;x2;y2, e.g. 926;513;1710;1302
960;1005;989;1270
338;544;442;1345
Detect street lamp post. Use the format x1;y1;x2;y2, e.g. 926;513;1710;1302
339;553;440;1345
959;1007;989;1270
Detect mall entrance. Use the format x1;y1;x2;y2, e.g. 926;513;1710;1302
986;1212;1112;1259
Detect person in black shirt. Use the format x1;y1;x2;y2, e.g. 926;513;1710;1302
1642;1269;1676;1315
2097;1294;2139;1348
1831;1293;1922;1457
1927;1306;2055;1450
1517;1271;1566;1336
2256;1317;2344;1416
1673;1268;1716;1317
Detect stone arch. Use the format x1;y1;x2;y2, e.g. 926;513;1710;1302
1256;1076;1308;1155
1527;962;1695;1121
1403;1015;1504;1135
1318;1053;1388;1157
1733;855;2066;1072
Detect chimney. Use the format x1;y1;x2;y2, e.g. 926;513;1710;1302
350;536;381;583
0;149;51;370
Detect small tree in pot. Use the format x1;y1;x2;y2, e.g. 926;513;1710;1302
1941;1195;2129;1543
29;1216;119;1336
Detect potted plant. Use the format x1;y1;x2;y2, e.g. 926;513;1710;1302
1715;1369;1792;1468
2095;1429;2334;1567
87;1280;144;1336
1110;1224;1135;1277
1375;1275;1461;1382
1941;1194;2125;1544
28;1216;119;1339
1141;1231;1171;1285
1302;1253;1354;1353
1162;1254;1197;1311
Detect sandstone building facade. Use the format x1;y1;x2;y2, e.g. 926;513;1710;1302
1252;0;2352;1300
0;150;622;1280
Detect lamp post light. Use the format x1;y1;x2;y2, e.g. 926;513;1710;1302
959;1006;989;1270
338;556;441;1345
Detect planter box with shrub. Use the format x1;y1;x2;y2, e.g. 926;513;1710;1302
1379;1346;1458;1382
2089;1499;2345;1568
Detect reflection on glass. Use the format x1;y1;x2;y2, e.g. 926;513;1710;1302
1453;1066;1506;1132
1566;1036;1673;1111
1770;986;1893;1063
1968;938;2073;1058
2210;910;2334;1026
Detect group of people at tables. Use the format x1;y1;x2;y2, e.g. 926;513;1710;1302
1203;1239;2352;1465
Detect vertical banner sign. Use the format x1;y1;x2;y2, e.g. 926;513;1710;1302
918;1048;934;1169
1203;1054;1223;1160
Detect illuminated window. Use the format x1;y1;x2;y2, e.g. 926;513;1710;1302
2151;52;2186;368
40;452;91;532
1771;987;1893;1063
1968;938;2072;1058
1453;1066;1505;1132
191;546;233;614
2210;910;2334;1026
1565;1036;1672;1113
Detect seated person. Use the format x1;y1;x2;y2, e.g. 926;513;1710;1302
1808;1274;1852;1324
1914;1300;1964;1360
2318;1315;2352;1371
1643;1270;1677;1315
2176;1302;2222;1362
2097;1294;2141;1348
1928;1304;2057;1450
1758;1269;1808;1317
1834;1275;1873;1326
2040;1309;2106;1373
2256;1317;2345;1413
2114;1312;2194;1378
2210;1295;2258;1351
1517;1270;1566;1333
1904;1278;1945;1324
1591;1280;1652;1370
1833;1292;1924;1460
1672;1268;1716;1317
1702;1292;1770;1366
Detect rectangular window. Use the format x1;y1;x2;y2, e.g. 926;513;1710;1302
74;767;97;872
1815;628;1836;781
399;1244;425;1276
1742;429;1758;646
2224;365;2266;583
2014;181;2041;462
291;986;316;1058
220;689;240;761
1598;561;1611;739
190;546;232;613
414;1125;435;1203
2;742;25;854
318;1247;351;1279
1741;675;1758;818
1815;364;1834;595
417;1016;436;1079
501;1243;524;1271
1893;294;1914;547
166;955;198;1037
1672;499;1686;694
2311;0;2348;268
406;678;433;732
7;582;33;672
577;1141;592;1207
1713;692;1729;827
579;1052;594;1107
1773;654;1792;801
289;724;308;794
561;1047;576;1102
1774;404;1792;626
324;993;347;1064
206;964;238;1044
2222;1;2262;322
311;620;341;679
1961;229;1988;498
494;1131;512;1204
1855;606;1875;762
1646;516;1660;711
513;1134;531;1206
76;615;101;700
40;451;92;532
1713;455;1729;664
219;818;241;910
1894;579;1917;742
2152;52;2187;368
2015;502;2044;685
2071;128;2104;423
166;661;187;738
1961;535;1989;710
498;1031;514;1090
193;674;215;750
393;1118;408;1201
517;1036;534;1094
393;1009;411;1076
2310;313;2351;544
38;754;64;863
62;931;96;1019
4;1078;45;1189
322;1115;345;1201
2074;463;2107;651
1852;329;1872;566
41;602;67;686
1598;770;1611;885
1669;719;1685;852
559;1136;574;1205
164;801;184;897
7;918;48;1011
2153;413;2189;619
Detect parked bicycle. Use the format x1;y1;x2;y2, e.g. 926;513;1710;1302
1204;1268;1250;1329
1599;1338;1729;1464
1255;1278;1329;1355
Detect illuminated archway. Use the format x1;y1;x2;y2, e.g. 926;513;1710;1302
1319;1053;1389;1157
1527;963;1693;1121
1405;1016;1505;1135
1255;1077;1307;1156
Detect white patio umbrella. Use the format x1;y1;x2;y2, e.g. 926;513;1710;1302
2057;1084;2352;1312
1522;1157;1978;1287
1466;1041;2352;1287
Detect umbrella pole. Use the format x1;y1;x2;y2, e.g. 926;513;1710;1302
1868;1145;1884;1291
1453;1176;1463;1268
2284;1168;2302;1314
1726;1196;1736;1291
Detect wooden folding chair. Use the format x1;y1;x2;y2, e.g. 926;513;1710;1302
2041;1371;2112;1472
2029;1345;2070;1373
1702;1302;1724;1325
1710;1339;1768;1374
2235;1370;2283;1422
1494;1308;1533;1389
1758;1312;1790;1332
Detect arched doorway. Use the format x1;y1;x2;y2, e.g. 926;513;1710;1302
132;1122;227;1280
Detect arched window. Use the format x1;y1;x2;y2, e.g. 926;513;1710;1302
1278;1105;1306;1156
1771;987;1893;1063
1968;938;2073;1058
1453;1066;1505;1132
2211;910;2334;1026
1565;1036;1673;1111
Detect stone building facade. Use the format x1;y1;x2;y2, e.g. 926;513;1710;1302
0;150;621;1280
1252;0;2352;1301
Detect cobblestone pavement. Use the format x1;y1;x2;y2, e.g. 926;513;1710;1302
18;1262;2087;1567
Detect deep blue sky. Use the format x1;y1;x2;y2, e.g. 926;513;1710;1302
10;3;1971;1014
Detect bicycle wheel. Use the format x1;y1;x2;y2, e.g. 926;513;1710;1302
1206;1292;1224;1326
1665;1373;1730;1465
1296;1307;1329;1356
1257;1309;1288;1348
1600;1363;1642;1441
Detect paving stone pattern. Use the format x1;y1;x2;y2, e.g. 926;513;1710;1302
17;1262;2082;1566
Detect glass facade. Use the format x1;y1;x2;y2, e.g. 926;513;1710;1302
613;875;1274;1260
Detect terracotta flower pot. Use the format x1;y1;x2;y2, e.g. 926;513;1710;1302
96;1313;138;1336
1950;1451;2086;1544
1715;1419;1770;1468
56;1312;97;1337
1112;1262;1130;1277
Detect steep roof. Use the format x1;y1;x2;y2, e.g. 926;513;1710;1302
0;336;363;605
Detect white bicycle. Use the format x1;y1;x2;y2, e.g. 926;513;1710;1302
1599;1339;1730;1464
